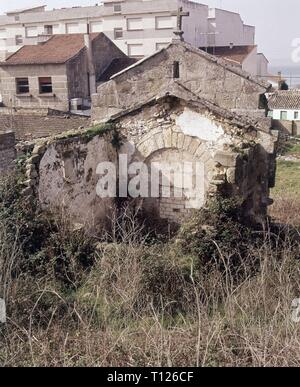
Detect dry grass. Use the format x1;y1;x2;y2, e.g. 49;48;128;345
0;205;299;367
0;155;300;367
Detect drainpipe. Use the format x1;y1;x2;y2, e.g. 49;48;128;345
84;26;97;96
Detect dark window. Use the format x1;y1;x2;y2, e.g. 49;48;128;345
15;15;20;21
173;61;180;79
15;35;23;45
114;28;123;39
16;78;29;94
294;111;299;120
39;77;53;94
114;3;122;13
44;25;53;35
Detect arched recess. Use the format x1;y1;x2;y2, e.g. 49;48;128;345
134;127;216;223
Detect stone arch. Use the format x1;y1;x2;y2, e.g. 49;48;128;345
134;127;216;223
136;127;214;166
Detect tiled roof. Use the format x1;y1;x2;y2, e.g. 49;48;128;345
98;57;138;83
199;45;256;65
1;33;102;65
268;91;300;110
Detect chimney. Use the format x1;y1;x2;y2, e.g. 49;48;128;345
84;25;96;96
278;71;282;90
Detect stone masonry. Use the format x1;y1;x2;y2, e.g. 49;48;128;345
0;108;90;141
22;84;278;227
92;40;270;123
0;132;16;173
108;88;278;224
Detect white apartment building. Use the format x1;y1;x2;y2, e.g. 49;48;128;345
0;0;258;61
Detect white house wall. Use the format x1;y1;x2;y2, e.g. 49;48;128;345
0;0;260;60
272;109;300;121
243;47;258;76
208;8;255;47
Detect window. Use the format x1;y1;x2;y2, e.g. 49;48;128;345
15;15;20;22
0;29;6;39
25;26;38;38
114;28;123;39
127;18;143;31
128;44;143;58
113;3;122;13
294;111;299;120
39;77;53;94
156;16;174;30
44;25;53;35
267;110;273;118
280;111;288;120
156;42;169;51
90;21;103;33
16;78;29;94
15;35;23;45
173;61;180;79
66;23;79;34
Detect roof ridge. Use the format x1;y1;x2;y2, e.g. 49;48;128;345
110;40;270;90
179;41;269;89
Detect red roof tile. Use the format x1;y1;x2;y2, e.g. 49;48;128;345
199;45;256;65
2;33;102;65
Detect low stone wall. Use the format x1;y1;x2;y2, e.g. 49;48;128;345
0;132;16;173
0;109;90;141
22;128;117;228
272;119;300;136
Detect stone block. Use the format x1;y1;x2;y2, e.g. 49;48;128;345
163;128;173;148
226;167;236;184
214;152;238;167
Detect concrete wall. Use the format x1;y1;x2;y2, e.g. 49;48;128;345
0;131;16;173
257;54;269;78
208;8;255;47
243;47;258;77
92;42;269;123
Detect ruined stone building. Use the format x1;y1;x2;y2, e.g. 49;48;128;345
22;40;277;228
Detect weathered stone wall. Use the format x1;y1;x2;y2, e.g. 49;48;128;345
0;131;16;173
0;64;69;111
272;119;300;136
92;42;270;123
0;109;90;141
23;130;117;228
112;97;277;224
23;97;277;228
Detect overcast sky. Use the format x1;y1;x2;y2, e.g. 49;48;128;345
0;0;299;67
